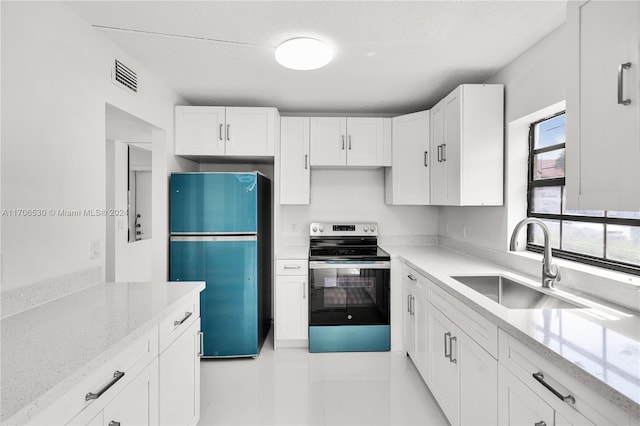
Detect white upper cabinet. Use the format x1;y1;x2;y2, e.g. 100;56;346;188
310;117;391;167
175;106;277;157
566;1;640;211
430;84;504;206
280;117;310;205
385;110;430;205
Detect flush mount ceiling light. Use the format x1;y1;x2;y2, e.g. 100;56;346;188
274;38;332;70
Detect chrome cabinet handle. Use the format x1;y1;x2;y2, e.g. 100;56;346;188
303;282;307;299
444;332;451;359
407;294;411;313
449;336;457;363
442;144;446;162
85;371;125;401
197;331;204;357
174;311;193;327
618;62;632;105
534;422;546;426
219;124;223;141
304;154;308;170
284;265;301;270
532;372;575;404
407;274;417;282
437;145;442;162
227;124;230;140
424;151;428;167
348;135;352;150
109;421;120;426
341;135;345;150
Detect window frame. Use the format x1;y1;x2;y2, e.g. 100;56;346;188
526;112;640;276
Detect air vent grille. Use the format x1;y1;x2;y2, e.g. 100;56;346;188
114;59;137;93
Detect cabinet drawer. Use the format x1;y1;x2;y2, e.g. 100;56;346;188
276;259;308;275
159;293;200;354
499;330;632;425
430;282;498;358
30;327;158;425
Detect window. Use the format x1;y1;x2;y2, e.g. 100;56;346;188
527;112;640;275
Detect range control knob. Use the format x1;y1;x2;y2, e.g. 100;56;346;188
347;314;353;320
370;225;376;233
319;226;325;232
363;225;369;232
311;225;318;232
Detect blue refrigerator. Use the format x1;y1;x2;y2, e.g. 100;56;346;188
169;172;272;357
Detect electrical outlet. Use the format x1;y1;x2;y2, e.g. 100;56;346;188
445;223;450;234
462;224;467;238
90;238;101;259
291;223;298;232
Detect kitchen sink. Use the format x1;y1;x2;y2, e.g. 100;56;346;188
450;275;585;309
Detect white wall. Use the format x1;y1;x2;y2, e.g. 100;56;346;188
1;2;189;291
278;168;439;248
438;25;568;251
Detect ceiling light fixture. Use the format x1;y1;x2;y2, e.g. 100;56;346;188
274;38;332;70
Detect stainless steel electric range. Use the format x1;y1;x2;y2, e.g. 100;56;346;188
308;222;391;352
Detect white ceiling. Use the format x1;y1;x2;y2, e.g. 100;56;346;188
68;1;567;114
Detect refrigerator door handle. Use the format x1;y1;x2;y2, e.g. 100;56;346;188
170;235;258;242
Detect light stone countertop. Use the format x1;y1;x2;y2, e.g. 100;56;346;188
381;244;640;419
0;281;205;425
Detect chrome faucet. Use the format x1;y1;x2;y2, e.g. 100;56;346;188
509;218;560;288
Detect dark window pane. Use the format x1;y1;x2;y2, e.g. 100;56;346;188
607;225;640;266
528;219;560;249
534;113;565;149
533;149;565;180
562;189;604;217
562;221;604;257
531;186;561;214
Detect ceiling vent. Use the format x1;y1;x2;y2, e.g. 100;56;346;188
112;59;137;93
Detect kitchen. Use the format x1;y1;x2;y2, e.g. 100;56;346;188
1;1;639;425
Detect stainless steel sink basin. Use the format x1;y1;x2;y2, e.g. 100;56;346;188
450;275;584;309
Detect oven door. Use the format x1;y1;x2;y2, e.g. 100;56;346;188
308;261;390;326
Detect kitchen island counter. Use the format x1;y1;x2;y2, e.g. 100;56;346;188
0;281;204;425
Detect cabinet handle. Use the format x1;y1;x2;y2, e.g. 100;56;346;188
341;135;345;150
407;294;412;313
407;274;417;282
198;331;204;357
227;124;230;141
219;124;223;141
437;145;442;162
303;282;307;299
304;154;308;170
424;151;428;167
449;336;457;363
284;265;301;270
618;62;632;106
85;371;125;401
532;372;575;405
534;422;546;426
108;421;121;426
444;332;451;359
348;135;352;150
174;311;193;327
442;143;446;162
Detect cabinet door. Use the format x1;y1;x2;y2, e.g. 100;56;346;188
275;275;309;341
566;1;640;210
387;111;430;205
428;304;459;425
225;107;276;156
413;288;430;381
499;368;554;426
103;358;159;426
310;117;347;166
175;106;226;156
459;332;497;425
280;117;310;205
430;100;447;205
346;117;385;166
443;87;462;205
159;319;201;426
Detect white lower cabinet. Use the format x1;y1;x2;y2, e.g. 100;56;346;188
159;319;201;426
275;259;309;348
402;265;429;379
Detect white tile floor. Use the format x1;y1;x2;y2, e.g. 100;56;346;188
198;333;448;426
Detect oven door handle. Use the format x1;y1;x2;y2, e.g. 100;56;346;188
309;261;391;270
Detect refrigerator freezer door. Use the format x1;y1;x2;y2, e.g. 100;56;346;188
170;173;258;234
170;237;259;357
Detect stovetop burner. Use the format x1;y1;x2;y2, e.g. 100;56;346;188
308;222;389;262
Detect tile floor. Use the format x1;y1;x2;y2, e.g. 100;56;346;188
198;334;448;425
